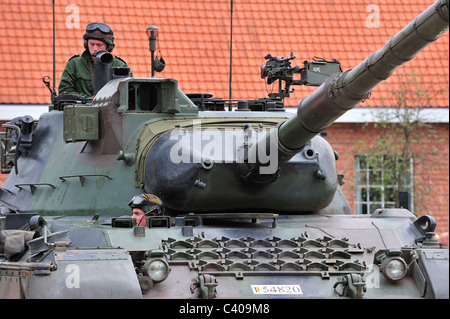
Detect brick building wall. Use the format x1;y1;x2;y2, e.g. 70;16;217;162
325;122;449;234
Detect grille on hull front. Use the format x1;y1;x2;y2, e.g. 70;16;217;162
162;235;367;279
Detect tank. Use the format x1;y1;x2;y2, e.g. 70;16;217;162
0;0;448;300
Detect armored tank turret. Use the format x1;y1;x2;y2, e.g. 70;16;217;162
0;0;448;300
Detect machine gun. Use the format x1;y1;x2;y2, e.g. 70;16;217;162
261;53;341;100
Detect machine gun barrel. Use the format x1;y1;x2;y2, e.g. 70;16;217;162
243;0;449;180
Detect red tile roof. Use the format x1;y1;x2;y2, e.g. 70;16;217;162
0;0;448;107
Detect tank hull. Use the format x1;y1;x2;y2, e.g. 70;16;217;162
1;210;447;299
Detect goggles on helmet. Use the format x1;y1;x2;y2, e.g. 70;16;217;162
128;195;147;208
86;22;113;35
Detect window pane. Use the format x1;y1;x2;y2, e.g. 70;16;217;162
370;188;382;202
369;170;382;185
361;188;368;201
384;188;395;202
361;204;368;214
354;154;414;214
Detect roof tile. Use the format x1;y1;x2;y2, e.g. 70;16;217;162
0;0;448;107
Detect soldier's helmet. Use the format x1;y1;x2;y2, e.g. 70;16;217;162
128;194;164;214
83;22;115;52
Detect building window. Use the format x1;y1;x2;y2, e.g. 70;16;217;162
354;154;414;214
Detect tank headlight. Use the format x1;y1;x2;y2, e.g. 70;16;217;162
381;257;408;281
143;258;170;283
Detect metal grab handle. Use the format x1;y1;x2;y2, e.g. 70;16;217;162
15;183;56;195
59;174;112;186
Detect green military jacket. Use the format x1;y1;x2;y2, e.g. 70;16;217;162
58;50;131;98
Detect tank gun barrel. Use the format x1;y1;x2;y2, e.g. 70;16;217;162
243;0;449;181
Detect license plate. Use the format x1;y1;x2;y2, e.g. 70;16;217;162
251;285;303;295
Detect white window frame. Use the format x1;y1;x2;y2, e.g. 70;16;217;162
354;154;414;214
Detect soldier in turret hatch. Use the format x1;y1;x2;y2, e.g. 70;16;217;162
58;22;132;98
